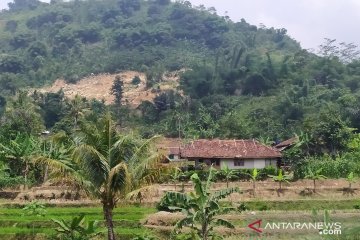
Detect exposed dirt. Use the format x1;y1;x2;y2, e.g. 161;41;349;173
34;70;183;107
137;179;360;203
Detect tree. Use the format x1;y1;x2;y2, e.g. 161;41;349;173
159;167;238;240
66;95;87;130
217;165;237;188
304;168;326;193
269;169;291;191
71;114;161;240
1;91;44;136
110;76;124;106
0;134;35;188
33;136;74;184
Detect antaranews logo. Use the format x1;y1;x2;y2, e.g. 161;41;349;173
248;219;342;235
248;219;262;233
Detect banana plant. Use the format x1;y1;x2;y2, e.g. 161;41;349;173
22;201;46;235
304;167;326;193
159;167;239;240
52;214;101;240
217;165;237;188
169;167;182;191
269;169;291;191
346;172;357;190
247;168;259;197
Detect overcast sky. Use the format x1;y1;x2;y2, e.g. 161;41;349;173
1;0;359;50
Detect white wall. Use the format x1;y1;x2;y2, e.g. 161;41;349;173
220;159;267;169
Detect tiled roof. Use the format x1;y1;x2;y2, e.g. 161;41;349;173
181;139;281;159
275;137;298;148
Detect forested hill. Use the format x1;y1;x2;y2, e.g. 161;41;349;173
0;0;300;92
1;0;360;153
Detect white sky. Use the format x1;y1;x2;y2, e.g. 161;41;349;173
1;0;359;50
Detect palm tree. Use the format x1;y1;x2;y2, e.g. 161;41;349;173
269;169;291;191
71;114;162;240
0;134;35;189
160;167;239;240
217;165;237;188
304;168;326;193
67;95;87;130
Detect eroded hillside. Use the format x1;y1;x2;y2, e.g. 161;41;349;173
34;70;183;107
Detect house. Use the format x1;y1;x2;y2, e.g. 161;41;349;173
180;139;281;169
275;137;298;151
154;138;182;162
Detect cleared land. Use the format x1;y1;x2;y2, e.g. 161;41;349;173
32;70;183;107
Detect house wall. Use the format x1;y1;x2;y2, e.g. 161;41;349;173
220;158;277;169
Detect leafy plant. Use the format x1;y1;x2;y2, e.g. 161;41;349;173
70;114;161;240
269;169;291;191
304;167;327;192
217;165;237;188
169;167;182;191
52;214;101;240
346;172;357;190
0;134;35;188
247;168;259;196
22;201;47;235
159;167;239;240
22;201;47;217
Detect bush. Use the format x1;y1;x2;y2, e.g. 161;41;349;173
258;203;270;211
237;203;249;212
131;76;141;85
294;154;360;179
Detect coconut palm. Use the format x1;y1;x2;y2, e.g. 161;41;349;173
66;95;88;130
160;167;239;240
71;114;162;240
269;169;291;191
304;168;327;193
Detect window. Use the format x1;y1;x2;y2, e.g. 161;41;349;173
234;160;244;166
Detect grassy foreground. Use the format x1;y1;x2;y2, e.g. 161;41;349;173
1;199;360;240
0;205;157;240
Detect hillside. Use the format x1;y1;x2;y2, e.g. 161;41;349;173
0;0;300;95
0;0;360;146
34;70;182;107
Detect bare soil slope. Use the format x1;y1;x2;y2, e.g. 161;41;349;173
35;70;183;107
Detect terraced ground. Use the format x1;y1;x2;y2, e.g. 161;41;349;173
1;199;360;240
0;205;157;240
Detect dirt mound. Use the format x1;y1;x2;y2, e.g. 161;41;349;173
143;211;184;226
35;70;183;107
16;186;82;201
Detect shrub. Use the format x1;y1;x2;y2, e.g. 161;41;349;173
132;76;141;85
258;203;270;211
294;154;360;179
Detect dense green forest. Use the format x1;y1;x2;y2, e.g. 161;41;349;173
1;0;360;182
